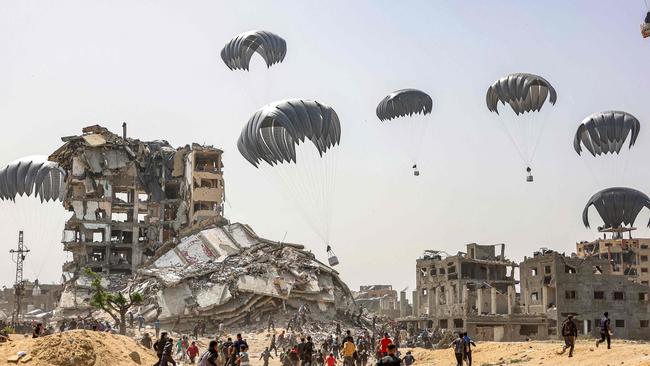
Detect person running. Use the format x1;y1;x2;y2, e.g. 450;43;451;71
342;337;356;366
379;333;392;357
326;352;337;366
187;341;200;364
596;312;612;349
450;333;465;366
376;344;401;366
403;351;415;366
154;319;161;339
289;346;300;366
160;338;177;366
154;332;169;365
259;347;274;366
222;337;234;364
303;336;315;366
462;332;476;365
267;333;278;356
558;315;577;357
238;345;250;366
332;337;341;359
199;340;220;366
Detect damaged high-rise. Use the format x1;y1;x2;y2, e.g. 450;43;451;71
48;125;226;276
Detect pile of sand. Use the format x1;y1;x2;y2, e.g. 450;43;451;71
0;330;157;366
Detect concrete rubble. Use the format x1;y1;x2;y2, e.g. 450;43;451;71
132;223;354;329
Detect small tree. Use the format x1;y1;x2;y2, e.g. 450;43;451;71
85;268;143;335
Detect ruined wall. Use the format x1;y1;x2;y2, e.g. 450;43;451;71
577;238;650;286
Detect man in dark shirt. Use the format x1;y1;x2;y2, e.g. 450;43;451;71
376;344;401;366
596;312;612;349
232;334;248;365
559;315;578;357
303;336;315;366
221;337;234;365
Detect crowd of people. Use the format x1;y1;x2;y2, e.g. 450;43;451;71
142;323;418;366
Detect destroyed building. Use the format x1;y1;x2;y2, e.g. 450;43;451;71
576;238;650;286
48;125;226;276
520;250;650;340
58;223;353;328
0;280;63;320
353;285;400;318
399;244;548;341
48;125;352;324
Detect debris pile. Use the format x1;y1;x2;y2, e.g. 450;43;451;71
129;223;353;331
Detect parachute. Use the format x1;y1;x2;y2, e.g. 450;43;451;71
486;73;557;181
486;73;557;115
376;89;432;121
237;99;341;167
0;156;66;202
221;30;287;71
376;89;433;176
583;187;650;231
0;156;68;281
238;99;340;250
573;111;641;188
574;111;640;156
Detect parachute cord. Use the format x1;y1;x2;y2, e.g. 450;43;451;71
496;115;529;166
528;106;552;164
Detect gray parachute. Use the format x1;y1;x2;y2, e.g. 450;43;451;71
574;111;641;156
582;187;650;229
376;89;433;121
486;73;557;115
0;156;66;202
237;99;341;167
221;30;287;71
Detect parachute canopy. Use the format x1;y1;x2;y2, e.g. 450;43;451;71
221;30;287;71
573;111;641;157
0;156;66;202
486;73;557;115
582;187;650;229
237;99;341;167
376;89;433;121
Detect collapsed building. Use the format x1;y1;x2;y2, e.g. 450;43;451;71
16;124;354;323
399;244;548;341
520;250;650;340
59;223;353;329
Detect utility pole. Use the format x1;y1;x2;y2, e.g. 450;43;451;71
9;231;29;326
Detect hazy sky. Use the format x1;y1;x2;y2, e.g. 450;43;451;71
1;1;650;295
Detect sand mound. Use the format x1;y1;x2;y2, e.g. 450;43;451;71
0;330;157;366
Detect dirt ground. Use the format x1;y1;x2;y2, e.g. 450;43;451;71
0;330;158;366
3;329;650;366
408;339;650;366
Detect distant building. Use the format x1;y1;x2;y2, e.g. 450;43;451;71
400;243;548;341
520;250;650;340
0;280;63;319
354;285;399;317
576;238;650;286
